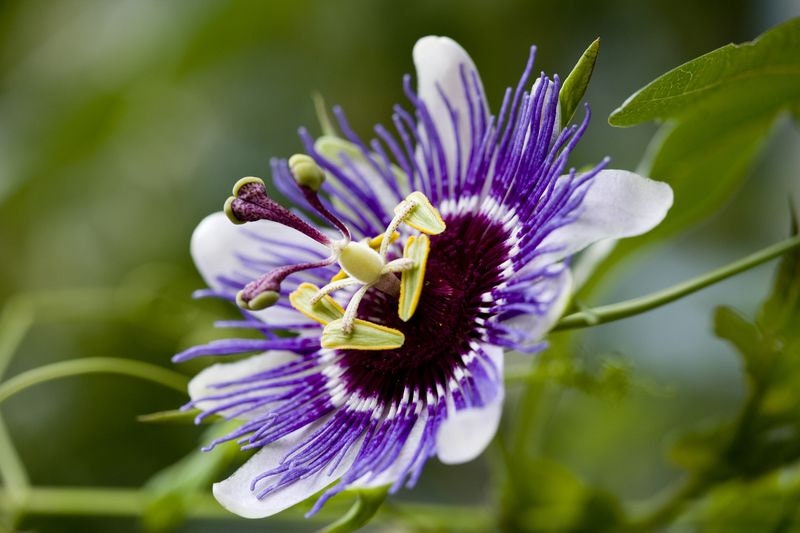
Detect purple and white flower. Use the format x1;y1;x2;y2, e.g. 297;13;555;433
175;36;673;518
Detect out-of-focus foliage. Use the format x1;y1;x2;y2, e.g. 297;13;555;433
586;18;800;285
501;457;623;532
661;212;800;528
142;423;240;532
680;467;800;531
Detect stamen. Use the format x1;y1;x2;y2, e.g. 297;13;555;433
380;199;416;258
341;284;371;335
310;278;362;304
382;258;416;273
380;191;446;258
224;177;332;247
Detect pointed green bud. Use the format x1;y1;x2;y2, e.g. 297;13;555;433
559;38;600;128
289;282;344;325
401;191;446;235
398;234;429;321
289;154;325;191
236;290;280;311
321;318;405;350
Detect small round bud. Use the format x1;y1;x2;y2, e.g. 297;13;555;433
288;154;325;191
232;176;265;197
236;289;280;310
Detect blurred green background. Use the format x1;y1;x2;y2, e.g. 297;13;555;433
0;0;798;531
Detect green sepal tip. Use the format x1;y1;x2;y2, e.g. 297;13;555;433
559;38;600;128
321;318;405;350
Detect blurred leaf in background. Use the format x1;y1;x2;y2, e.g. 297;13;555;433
585;18;800;287
647;209;800;529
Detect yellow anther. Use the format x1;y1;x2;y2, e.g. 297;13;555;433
398;234;430;321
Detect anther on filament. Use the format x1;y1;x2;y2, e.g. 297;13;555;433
221;160;445;348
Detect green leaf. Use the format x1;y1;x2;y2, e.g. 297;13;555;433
501;458;623;532
684;470;800;532
633;98;778;244
669;423;732;473
143;423;241;532
667;208;800;487
559;38;600;128
610;18;800;126
320;486;389;533
758;207;800;336
589;19;800;283
714;306;764;380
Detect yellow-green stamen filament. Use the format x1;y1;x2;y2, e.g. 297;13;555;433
284;191;443;350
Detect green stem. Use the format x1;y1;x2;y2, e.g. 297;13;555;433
0;297;35;379
0;487;227;519
0;358;188;405
0;296;35;510
0;417;29;503
555;235;800;331
0;486;489;527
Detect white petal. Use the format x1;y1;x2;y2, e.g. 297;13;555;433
352;413;428;489
502;268;573;344
542;170;673;260
436;345;504;465
188;351;297;417
413;36;488;186
571;240;617;290
191;211;329;326
213;422;358;519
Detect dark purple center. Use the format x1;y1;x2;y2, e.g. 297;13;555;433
337;212;511;406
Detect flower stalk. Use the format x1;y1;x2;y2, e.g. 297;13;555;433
554;234;800;331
